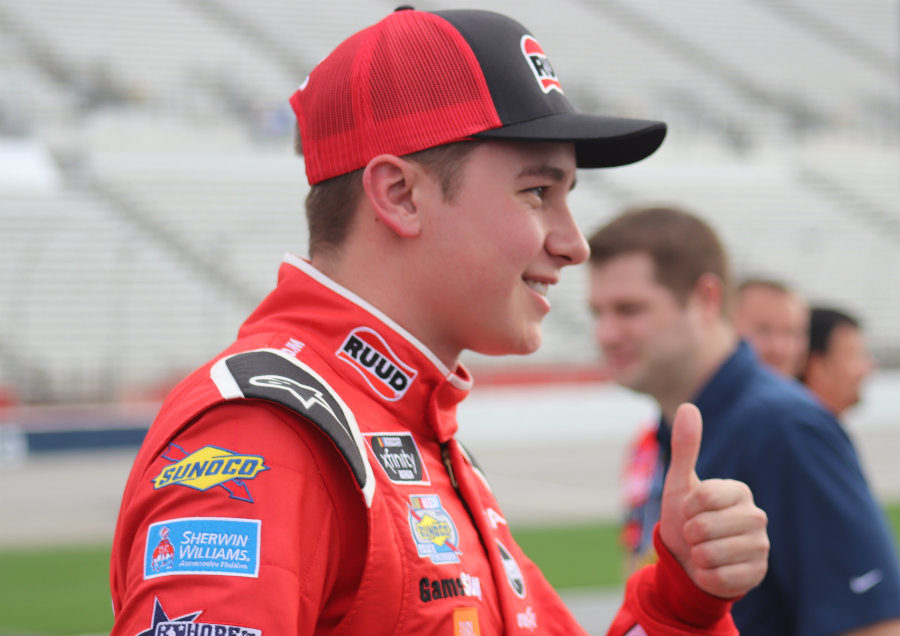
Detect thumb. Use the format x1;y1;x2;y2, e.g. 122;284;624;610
664;402;703;493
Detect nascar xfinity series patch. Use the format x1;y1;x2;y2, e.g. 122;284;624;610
365;432;430;485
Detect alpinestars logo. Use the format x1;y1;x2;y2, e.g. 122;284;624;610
521;35;563;94
337;327;418;401
249;375;340;422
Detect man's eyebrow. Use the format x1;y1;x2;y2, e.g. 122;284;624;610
517;165;577;191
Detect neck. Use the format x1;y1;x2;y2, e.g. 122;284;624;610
659;321;738;424
311;247;462;372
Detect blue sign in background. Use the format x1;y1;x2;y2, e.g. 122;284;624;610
143;516;261;579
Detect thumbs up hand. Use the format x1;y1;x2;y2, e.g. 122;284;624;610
659;403;769;599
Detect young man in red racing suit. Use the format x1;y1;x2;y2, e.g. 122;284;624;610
110;8;769;636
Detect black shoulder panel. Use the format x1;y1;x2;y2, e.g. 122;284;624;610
210;349;374;506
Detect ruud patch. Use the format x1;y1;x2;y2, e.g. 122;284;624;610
365;432;430;485
336;327;418;401
520;35;562;94
408;494;461;564
152;444;268;503
144;517;261;579
134;597;261;636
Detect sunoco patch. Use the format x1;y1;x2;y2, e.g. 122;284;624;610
365;432;430;485
134;597;261;636
144;517;261;579
152;444;269;503
408;494;461;564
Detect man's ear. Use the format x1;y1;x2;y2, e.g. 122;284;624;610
362;155;422;238
691;272;726;318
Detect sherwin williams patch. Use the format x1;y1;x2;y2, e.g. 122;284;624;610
144;517;261;579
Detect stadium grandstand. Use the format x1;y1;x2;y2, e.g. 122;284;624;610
0;0;897;408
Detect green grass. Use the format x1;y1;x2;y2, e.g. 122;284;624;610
0;544;113;635
513;521;626;589
3;503;899;635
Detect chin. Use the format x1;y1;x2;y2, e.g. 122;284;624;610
469;328;542;358
502;329;544;356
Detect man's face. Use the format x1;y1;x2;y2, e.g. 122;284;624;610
734;285;808;377
812;324;873;415
415;140;588;361
588;253;701;398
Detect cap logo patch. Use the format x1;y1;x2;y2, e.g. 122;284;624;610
521;35;562;94
337;327;418;401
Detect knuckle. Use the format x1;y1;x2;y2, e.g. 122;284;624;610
683;516;709;543
692;482;718;509
758;533;772;556
705;566;731;592
691;543;718;569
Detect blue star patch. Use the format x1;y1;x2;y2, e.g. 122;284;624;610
134;597;261;636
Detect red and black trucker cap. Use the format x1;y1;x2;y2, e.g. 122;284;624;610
290;7;667;185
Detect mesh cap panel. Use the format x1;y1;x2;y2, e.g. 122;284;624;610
293;11;500;184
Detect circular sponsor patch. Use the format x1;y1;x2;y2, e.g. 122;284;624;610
496;539;526;598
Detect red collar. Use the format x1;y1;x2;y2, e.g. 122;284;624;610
237;255;472;442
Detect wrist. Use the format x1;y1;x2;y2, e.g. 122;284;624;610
652;525;735;628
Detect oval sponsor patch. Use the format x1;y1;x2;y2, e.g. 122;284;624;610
496;538;526;598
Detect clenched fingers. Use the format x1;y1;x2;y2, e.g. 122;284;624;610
682;478;754;519
680;478;770;598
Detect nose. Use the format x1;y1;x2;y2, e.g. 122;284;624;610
546;203;590;266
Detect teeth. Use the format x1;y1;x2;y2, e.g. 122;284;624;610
524;279;549;296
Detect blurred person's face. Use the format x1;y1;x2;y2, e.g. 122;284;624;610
734;285;808;377
588;252;705;399
806;324;873;416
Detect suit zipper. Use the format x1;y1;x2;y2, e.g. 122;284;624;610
441;443;459;489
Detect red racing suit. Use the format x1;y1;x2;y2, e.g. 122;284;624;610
110;255;738;636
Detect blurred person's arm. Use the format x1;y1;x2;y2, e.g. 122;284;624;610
842;618;900;636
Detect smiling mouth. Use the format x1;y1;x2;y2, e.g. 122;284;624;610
523;279;549;296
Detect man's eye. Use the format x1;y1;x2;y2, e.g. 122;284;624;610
527;186;547;197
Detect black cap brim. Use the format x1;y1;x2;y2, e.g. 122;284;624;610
472;113;667;168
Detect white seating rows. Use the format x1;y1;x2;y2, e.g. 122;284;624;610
0;0;897;399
